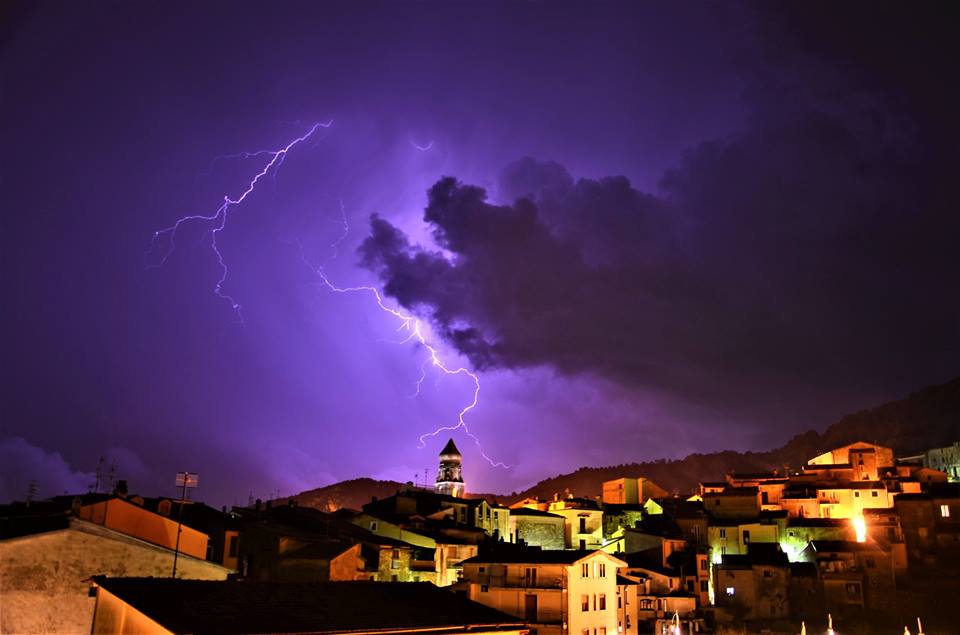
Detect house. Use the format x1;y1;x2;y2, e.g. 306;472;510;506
894;483;960;569
924;441;960;482
601;477;668;505
509;507;566;550
712;543;791;621
807;442;895;480
0;512;229;635
145;497;241;570
460;548;626;635
89;577;527;634
547;498;605;550
798;540;895;612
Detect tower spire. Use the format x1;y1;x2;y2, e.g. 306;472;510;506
435;438;465;498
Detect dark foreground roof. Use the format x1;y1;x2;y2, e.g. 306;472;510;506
93;578;523;635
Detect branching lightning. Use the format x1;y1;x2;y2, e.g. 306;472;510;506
149;121;333;320
150;123;507;469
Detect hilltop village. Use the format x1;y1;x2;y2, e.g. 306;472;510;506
2;438;958;634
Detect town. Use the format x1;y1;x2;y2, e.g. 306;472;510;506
2;438;958;634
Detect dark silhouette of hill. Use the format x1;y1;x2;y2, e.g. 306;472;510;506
289;378;959;509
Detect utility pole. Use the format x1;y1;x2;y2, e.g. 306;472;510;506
171;471;198;578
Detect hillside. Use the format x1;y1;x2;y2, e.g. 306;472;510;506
290;377;960;510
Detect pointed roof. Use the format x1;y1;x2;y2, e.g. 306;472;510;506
440;438;461;457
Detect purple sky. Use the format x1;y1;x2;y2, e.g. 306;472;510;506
2;2;958;506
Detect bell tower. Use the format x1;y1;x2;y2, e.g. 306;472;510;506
435;438;465;498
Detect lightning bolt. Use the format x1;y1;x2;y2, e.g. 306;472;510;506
148;120;333;320
297;239;508;469
151;124;508;469
410;139;434;152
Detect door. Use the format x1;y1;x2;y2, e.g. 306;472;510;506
524;594;538;622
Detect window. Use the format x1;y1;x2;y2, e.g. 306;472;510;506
391;559;400;569
941;504;951;518
369;521;378;532
581;595;590;611
871;491;879;497
524;567;537;587
600;628;607;635
687;580;694;592
582;630;590;635
865;557;875;568
392;549;400;559
700;580;708;592
719;528;726;538
228;535;239;558
391;574;398;582
478;566;486;573
617;595;622;609
762;570;772;578
582;562;590;578
580;517;587;533
700;559;707;571
725;586;735;596
580;539;586;550
481;584;489;592
448;546;458;558
599;563;606;578
599;594;606;610
743;530;751;544
640;599;654;610
855;491;860;497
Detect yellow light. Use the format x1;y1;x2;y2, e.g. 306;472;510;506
853;515;866;543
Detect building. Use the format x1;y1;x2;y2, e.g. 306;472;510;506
436;438;465;498
894;483;960;569
461;548;626;635
509;507;566;550
547;498;605;550
0;514;229;635
924;441;960;482
90;577;527;635
601;478;668;506
712;543;791;621
798;540;895;612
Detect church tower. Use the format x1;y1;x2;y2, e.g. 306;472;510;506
435;438;465;498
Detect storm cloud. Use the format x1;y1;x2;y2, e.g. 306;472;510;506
360;60;960;422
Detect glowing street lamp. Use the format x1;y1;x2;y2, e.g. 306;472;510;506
853;514;867;543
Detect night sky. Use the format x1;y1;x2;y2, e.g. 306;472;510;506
2;2;958;506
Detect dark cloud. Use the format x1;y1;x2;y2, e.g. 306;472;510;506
359;11;960;426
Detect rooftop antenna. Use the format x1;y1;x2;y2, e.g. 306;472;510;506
91;456;105;493
26;480;38;507
171;471;198;578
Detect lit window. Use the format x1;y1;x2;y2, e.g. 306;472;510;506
725;586;735;596
941;504;951;518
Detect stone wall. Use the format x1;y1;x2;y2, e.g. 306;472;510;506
0;519;229;634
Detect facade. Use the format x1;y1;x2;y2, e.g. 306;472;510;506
547;498;605;550
0;518;229;635
461;549;627;635
436;438;465;498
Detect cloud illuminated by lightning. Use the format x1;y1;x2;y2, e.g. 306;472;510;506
150;123;507;469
